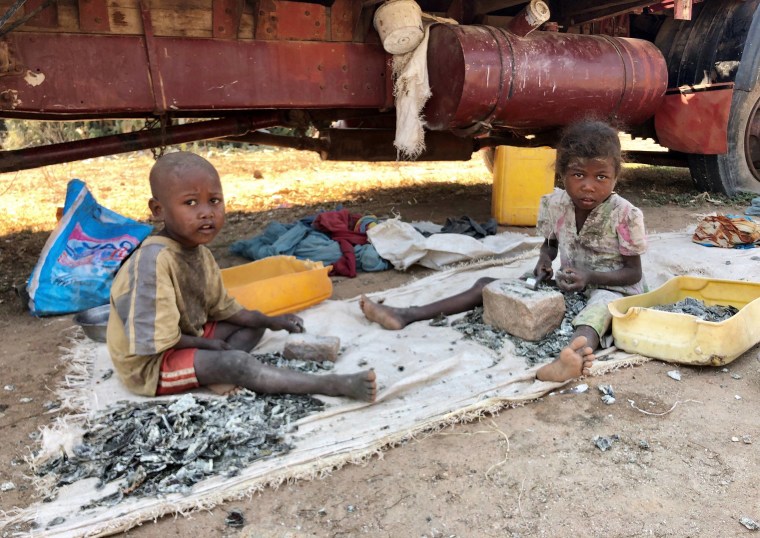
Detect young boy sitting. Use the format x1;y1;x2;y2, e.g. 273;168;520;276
106;151;376;402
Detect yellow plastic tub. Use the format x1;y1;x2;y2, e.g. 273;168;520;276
491;145;556;226
609;276;760;366
221;256;332;316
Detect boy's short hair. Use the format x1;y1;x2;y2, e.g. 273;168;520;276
555;120;624;178
149;152;219;198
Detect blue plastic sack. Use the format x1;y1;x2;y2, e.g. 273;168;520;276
26;179;152;316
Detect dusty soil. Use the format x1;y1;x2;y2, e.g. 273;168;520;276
1;148;759;537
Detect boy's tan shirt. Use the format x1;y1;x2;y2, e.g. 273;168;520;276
107;236;242;396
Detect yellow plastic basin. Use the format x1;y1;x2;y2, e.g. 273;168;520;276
221;256;332;316
609;276;760;366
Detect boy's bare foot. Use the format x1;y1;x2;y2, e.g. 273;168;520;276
360;295;408;330
536;336;596;382
330;369;377;402
208;383;243;396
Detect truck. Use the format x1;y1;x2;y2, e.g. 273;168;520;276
0;0;757;195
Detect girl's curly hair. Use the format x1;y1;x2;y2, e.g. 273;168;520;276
555;120;623;179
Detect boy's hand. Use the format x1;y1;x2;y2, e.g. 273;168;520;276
200;338;233;351
268;314;305;333
556;266;590;292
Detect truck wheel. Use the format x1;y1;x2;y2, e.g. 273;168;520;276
688;84;760;194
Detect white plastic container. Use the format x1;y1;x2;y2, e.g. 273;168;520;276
373;0;424;54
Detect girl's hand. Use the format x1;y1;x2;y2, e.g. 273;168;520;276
269;314;305;333
533;257;554;282
556;266;590;292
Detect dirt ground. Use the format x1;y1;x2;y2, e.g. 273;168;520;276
1;148;759;537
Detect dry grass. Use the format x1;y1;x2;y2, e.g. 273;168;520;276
0;148;493;236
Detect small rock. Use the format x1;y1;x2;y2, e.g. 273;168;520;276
601;395;616;405
743;435;753;444
558;383;588;395
740;516;760;531
19;397;33;403
3;384;15;391
224;508;245;528
735;395;742;400
731;373;742;380
0;481;15;492
347;505;356;513
598;384;614;396
318;508;327;516
731;436;740;442
47;517;66;527
593;434;620;452
42;400;61;411
283;334;340;362
667;370;681;381
722;368;729;372
638;440;650;450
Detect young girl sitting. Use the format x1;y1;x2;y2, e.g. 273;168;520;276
360;119;647;383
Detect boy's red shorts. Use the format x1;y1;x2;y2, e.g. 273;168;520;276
155;322;217;396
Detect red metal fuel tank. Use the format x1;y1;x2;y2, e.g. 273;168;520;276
424;24;667;131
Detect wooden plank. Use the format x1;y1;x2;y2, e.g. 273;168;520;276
150;8;213;37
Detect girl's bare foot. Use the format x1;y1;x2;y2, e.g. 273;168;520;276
536;336;596;382
329;369;377;402
360;295;408;330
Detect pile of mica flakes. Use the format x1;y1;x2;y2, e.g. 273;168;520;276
445;290;589;366
445;292;737;366
34;353;328;519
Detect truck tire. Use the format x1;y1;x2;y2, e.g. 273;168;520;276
655;0;760;194
688;84;760;194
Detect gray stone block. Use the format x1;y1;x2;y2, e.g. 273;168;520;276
482;279;566;341
283;333;341;362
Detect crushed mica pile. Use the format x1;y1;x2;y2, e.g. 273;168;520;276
651;297;738;322
446;290;588;366
34;353;328;513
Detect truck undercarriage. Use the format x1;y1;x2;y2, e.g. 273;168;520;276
0;0;758;194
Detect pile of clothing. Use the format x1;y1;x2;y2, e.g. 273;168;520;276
230;209;498;277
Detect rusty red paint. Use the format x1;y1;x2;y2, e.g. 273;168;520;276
139;0;166;114
257;0;328;41
424;24;667;131
78;0;110;33
0;33;387;117
25;0;57;28
330;0;355;41
212;0;243;39
654;85;732;154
